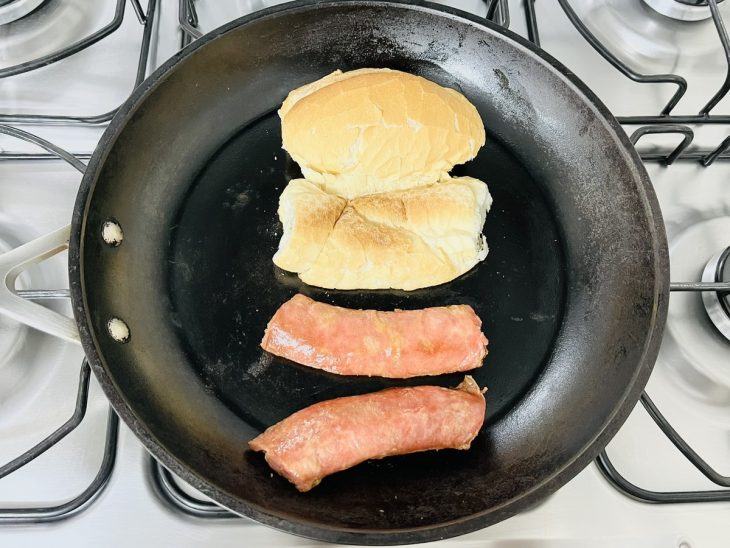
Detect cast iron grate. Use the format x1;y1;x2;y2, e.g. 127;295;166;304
595;393;730;503
554;0;730;165
149;458;239;519
0;361;120;523
0;0;158;126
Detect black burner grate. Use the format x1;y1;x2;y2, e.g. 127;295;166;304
149;458;239;520
0;361;119;523
596;394;730;503
0;0;157;126
555;0;730;165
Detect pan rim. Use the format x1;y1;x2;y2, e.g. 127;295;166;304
68;0;669;544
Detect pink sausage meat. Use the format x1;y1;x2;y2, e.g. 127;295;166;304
261;294;488;378
249;376;486;492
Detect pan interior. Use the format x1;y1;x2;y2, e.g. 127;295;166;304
168;114;564;433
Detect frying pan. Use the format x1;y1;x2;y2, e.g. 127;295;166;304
2;0;668;544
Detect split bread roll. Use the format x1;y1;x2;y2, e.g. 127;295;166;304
280;68;486;199
273;177;492;291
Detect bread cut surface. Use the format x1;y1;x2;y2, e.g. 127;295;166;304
272;179;346;273
280;68;486;199
275;177;492;290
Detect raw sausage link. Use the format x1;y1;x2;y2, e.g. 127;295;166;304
249;376;486;492
261;294;488;378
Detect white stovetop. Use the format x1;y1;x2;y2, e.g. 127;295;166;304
1;0;729;546
0;428;722;548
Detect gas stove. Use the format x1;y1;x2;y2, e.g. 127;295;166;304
1;1;729;546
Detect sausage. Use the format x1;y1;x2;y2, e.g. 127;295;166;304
261;294;488;378
248;376;486;492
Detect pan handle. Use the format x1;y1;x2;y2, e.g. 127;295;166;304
0;224;80;345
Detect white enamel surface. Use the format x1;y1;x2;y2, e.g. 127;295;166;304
0;0;47;25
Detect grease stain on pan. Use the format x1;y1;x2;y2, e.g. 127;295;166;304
169;260;194;284
201;359;235;393
529;312;556;322
222;187;253;211
494;68;509;90
492;67;534;123
248;352;273;379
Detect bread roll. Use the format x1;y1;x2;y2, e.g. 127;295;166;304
274;176;492;290
280;68;486;199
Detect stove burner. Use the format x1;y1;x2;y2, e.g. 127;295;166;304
658;216;730;404
0;0;47;25
643;0;726;21
702;246;730;341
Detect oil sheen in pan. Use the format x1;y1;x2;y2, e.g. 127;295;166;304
167;111;566;436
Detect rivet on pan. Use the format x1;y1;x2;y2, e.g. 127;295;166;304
101;219;124;246
107;317;130;343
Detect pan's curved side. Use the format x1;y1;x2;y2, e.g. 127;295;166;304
69;1;668;544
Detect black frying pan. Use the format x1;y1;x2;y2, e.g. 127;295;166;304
67;1;668;544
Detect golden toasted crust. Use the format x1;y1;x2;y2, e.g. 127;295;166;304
350;175;490;240
299;205;457;290
272;179;347;273
276;177;492;290
280;68;486;199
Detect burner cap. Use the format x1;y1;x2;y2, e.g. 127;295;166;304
0;0;47;25
702;246;730;341
643;0;726;21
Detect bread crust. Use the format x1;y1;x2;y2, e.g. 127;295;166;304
280;68;486;199
272;179;346;273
